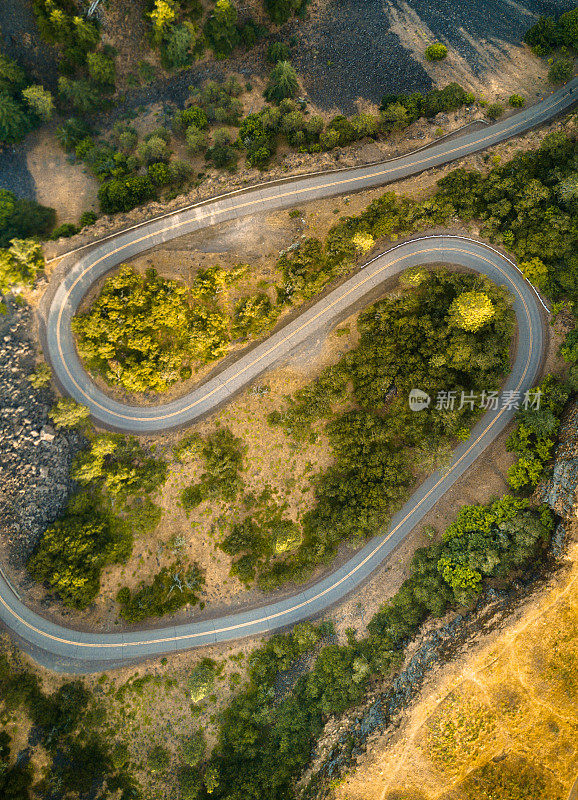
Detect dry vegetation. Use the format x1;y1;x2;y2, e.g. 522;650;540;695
330;538;578;800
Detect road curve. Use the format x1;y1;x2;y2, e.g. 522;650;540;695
5;236;546;672
46;80;575;433
3;83;573;671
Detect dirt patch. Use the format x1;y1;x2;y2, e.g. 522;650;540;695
25;128;99;225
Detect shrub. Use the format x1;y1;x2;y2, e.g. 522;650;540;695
51;222;79;239
267;41;291;63
425;43;448;61
486;103;504;120
117;563;205;622
509;94;525;107
98;175;156;214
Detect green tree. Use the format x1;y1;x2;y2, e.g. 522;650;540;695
49;398;90;429
28;511;130;609
0;91;30;145
509;94;525;107
548;59;573;84
58;76;101;112
0;238;44;291
180;731;206;767
150;0;177;43
265;0;306;25
380;101;409;131
186;124;209;154
87;52;116;86
22;84;54;121
188;659;216;702
487;102;504;120
267;41;291;63
204;0;239;58
0;53;25;92
520;257;548;290
164;22;199;68
147;744;170;774
27;362;52;389
116;563;204;622
264;61;299;103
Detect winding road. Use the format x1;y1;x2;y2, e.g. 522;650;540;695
1;82;576;672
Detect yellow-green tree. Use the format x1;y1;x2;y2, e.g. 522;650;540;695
449;291;495;331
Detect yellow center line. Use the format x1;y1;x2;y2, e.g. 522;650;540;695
53;88;567;423
2;243;538;650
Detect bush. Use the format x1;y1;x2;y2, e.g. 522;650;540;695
548;59;573;85
267;41;291;63
486;103;504;120
98;175;156;214
425;43;448;61
117;563;205;622
509;94;525;107
51;222;79;239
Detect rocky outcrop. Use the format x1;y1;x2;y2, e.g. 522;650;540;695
539;400;578;522
0;298;83;566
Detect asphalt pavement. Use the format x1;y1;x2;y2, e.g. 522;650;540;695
2;81;575;671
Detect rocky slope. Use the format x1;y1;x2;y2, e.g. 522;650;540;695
0;298;82;568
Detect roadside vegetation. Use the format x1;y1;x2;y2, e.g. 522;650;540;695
524;7;577;85
59;78;476;220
